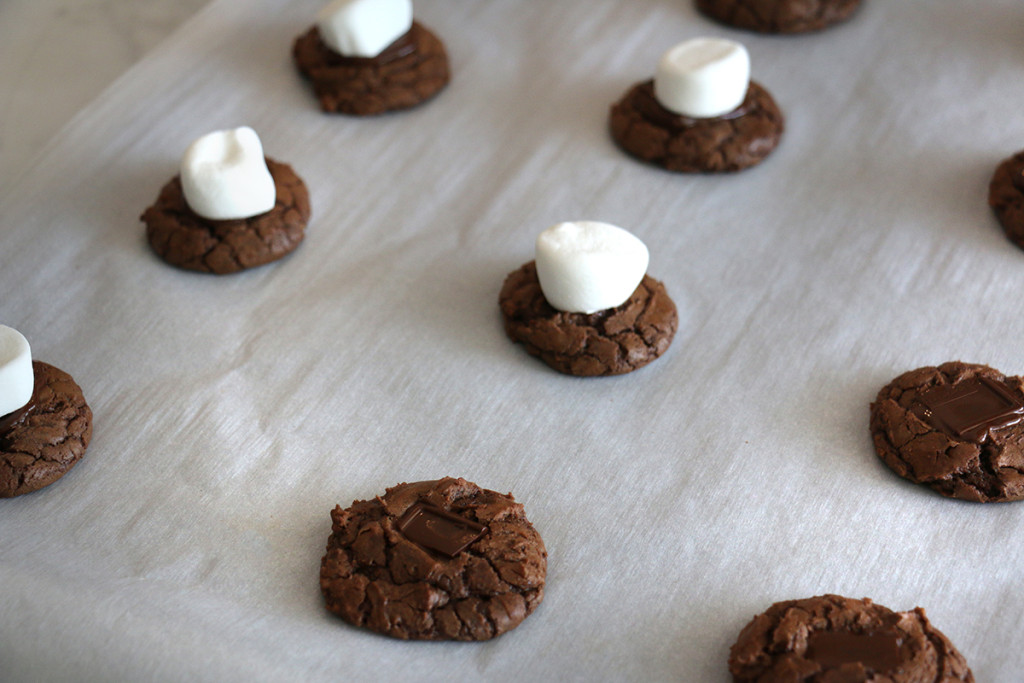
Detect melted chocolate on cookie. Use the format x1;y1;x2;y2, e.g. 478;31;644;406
805;630;903;672
0;401;34;435
331;30;417;67
911;376;1024;443
397;502;488;557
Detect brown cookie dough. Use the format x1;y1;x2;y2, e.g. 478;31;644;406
320;477;547;641
869;362;1024;503
695;0;864;34
988;149;1024;251
141;158;309;275
1;361;92;498
729;594;974;682
499;261;677;377
292;22;449;116
609;80;783;173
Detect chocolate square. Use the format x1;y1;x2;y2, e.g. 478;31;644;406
397;503;487;557
912;376;1024;442
806;630;902;671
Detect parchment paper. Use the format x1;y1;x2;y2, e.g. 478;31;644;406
3;0;1024;680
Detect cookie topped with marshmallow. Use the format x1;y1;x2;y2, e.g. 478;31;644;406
0;325;93;498
499;222;677;377
141;127;310;274
610;37;784;173
293;0;450;116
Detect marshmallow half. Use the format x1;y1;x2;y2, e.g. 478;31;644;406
180;127;276;221
0;326;33;416
654;38;750;118
317;0;414;58
535;222;649;315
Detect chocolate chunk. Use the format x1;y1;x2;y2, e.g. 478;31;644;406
499;261;677;377
694;0;864;34
141;158;310;275
320;478;546;641
397;503;487;557
609;80;783;173
1;361;92;498
870;362;1024;502
292;22;449;116
911;376;1024;442
805;630;902;672
729;595;974;682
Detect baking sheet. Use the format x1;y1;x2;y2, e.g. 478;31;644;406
3;0;1024;680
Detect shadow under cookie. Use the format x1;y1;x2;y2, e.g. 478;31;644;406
869;361;1024;503
695;0;864;34
1;361;92;498
292;22;449;116
609;80;783;173
141;158;310;275
499;261;677;377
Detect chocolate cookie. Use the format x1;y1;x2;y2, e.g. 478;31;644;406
292;22;449;116
1;361;92;498
695;0;864;34
729;594;974;682
988;149;1024;251
609;80;783;173
499;261;677;376
320;477;546;641
141;158;309;275
869;362;1024;503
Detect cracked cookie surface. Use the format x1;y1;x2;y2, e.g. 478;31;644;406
499;260;677;376
1;361;92;498
695;0;863;34
320;477;546;641
988;149;1024;251
869;362;1024;502
729;594;974;682
292;22;449;116
609;80;783;173
141;158;309;275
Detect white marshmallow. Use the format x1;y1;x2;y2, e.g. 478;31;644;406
535;222;650;314
654;38;750;118
0;326;33;417
180;127;276;221
316;0;413;58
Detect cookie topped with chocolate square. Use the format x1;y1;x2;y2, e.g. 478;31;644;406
870;361;1024;502
729;594;973;681
319;477;546;640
